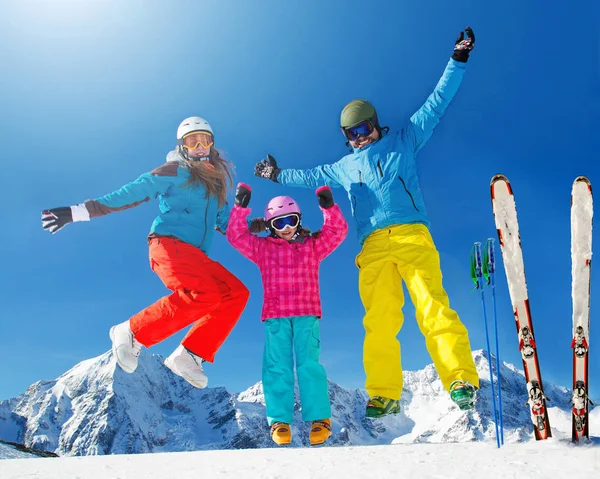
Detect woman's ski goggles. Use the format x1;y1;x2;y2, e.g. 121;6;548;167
182;131;214;150
342;120;374;141
270;214;300;231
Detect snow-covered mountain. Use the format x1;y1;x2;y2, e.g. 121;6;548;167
0;349;595;457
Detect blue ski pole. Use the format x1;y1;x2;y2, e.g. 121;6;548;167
484;238;504;445
471;242;500;448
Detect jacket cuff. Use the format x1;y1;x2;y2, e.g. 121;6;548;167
71;203;90;222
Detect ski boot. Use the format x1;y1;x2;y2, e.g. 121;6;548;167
365;396;400;418
310;419;332;446
270;422;292;446
109;320;142;373
164;345;208;388
450;380;477;410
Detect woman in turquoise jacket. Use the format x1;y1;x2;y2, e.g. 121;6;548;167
254;28;480;417
42;117;249;389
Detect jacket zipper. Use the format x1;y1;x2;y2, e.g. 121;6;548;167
351;196;361;228
398;176;419;212
200;197;210;247
372;160;388;221
359;170;363;187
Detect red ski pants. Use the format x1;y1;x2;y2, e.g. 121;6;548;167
129;237;249;362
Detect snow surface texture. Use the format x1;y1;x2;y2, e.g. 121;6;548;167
0;349;598;460
0;441;599;478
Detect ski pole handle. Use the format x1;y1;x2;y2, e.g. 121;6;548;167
486;238;496;274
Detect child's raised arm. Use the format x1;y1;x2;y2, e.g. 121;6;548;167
225;183;263;263
312;186;348;261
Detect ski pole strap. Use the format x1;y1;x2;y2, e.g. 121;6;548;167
482;244;490;285
470;246;477;288
470;243;483;290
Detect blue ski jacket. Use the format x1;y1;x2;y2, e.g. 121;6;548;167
84;150;230;253
278;58;466;245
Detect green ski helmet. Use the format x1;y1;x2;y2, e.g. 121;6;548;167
340;99;380;130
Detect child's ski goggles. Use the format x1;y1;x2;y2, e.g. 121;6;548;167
270;214;300;231
182;131;214;150
342;120;374;141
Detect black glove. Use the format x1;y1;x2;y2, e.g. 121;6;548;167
41;207;73;234
249;217;267;234
254;154;281;183
235;183;252;208
452;27;475;63
316;186;334;209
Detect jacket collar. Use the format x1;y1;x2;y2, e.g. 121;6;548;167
266;231;308;245
166;148;210;164
166;149;181;162
351;128;388;153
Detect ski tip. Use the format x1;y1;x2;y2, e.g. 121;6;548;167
573;176;592;195
574;176;592;192
491;174;512;199
491;174;509;185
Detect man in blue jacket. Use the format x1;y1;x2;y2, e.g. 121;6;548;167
254;28;479;417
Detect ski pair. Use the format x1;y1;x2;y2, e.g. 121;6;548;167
491;175;592;442
490;174;551;440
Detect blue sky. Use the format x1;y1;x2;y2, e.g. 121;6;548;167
1;0;599;407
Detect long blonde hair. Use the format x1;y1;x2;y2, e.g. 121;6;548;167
180;147;234;207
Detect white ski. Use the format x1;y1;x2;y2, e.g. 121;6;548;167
491;174;551;440
571;176;593;442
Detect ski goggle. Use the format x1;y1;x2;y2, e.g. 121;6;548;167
342;120;374;141
182;131;214;150
270;214;300;232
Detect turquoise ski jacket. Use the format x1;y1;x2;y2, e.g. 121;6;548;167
278;58;466;245
84;150;229;253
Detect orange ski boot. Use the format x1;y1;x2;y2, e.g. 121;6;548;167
309;419;332;446
270;422;292;446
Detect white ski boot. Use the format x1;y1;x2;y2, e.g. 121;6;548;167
164;345;208;388
109;320;142;373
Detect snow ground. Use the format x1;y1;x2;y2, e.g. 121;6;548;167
0;439;599;479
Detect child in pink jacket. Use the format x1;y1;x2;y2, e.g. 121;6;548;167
226;183;348;446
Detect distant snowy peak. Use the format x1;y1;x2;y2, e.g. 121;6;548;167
0;349;592;456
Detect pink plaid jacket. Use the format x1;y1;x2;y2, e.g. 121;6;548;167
226;203;348;321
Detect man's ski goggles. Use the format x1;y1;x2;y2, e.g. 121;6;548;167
182;131;214;150
342;120;374;141
270;214;300;231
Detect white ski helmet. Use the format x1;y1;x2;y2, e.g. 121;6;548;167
176;116;214;146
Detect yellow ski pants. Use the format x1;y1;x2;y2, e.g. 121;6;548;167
356;224;479;400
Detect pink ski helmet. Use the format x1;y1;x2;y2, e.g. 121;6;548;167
265;195;301;222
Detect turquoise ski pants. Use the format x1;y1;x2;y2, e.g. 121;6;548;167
262;316;331;425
